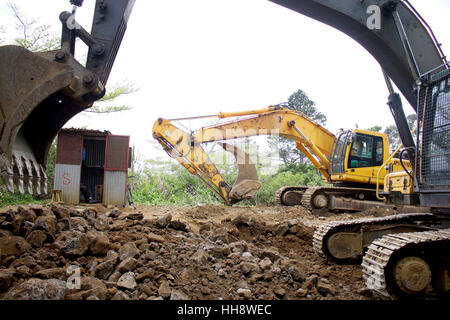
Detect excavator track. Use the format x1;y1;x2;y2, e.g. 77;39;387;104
312;213;437;263
274;186;307;206
275;185;379;211
362;228;450;298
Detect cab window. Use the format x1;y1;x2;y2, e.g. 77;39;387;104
348;134;383;168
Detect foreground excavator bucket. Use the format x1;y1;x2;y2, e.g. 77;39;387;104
220;143;261;201
0;0;134;196
0;46;91;195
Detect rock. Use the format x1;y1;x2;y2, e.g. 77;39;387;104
58;231;90;257
155;213;172;228
287;219;299;227
117;258;137;273
276;224;289;236
51;205;71;219
302;275;318;290
70;217;89;232
0;236;31;259
3;278;66;300
258;248;282;263
25;230;47;248
240;262;254;276
84;209;97;220
15;265;32;278
170;290;189;300
94;215;111;232
33;216;57;239
67;277;108;300
119;242;140;261
88;232;111;256
17;206;37;222
273;287;287;298
295;288;307;298
9;256;37;268
199;223;212;233
136;269;154;282
117;272;137;290
69;207;87;218
0;269;15;292
107;209;122;218
317;282;336;296
111;290;131;300
94;260;116;280
147;233;164;243
107;271;122;283
231;214;249;226
158;280;171;299
190;249;209;264
127;213;143;221
288;265;305;282
170;220;187;231
35;268;66;280
237;288;252;299
259;257;272;271
0;230;12;238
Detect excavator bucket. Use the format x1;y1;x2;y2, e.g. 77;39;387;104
0;46;90;195
0;0;135;196
219;143;261;201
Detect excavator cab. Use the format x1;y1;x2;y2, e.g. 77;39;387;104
0;0;134;196
329;129;394;185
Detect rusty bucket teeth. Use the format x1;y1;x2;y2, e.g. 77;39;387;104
219;143;261;201
1;150;48;196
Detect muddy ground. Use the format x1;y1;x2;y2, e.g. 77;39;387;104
0;203;397;300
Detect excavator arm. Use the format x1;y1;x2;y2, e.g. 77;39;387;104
153;105;336;205
268;0;447;111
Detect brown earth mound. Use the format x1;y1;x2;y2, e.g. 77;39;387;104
0;203;392;300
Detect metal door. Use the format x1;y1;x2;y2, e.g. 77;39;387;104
103;134;130;205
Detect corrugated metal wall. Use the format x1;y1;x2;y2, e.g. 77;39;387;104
103;171;127;205
54;164;81;204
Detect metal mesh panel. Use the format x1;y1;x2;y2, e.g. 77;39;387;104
417;73;450;189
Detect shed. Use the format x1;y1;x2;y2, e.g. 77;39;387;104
53;128;131;206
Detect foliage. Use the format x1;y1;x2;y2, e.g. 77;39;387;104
366;125;382;132
268;89;327;165
128;160;324;206
383;113;417;151
7;2;60;52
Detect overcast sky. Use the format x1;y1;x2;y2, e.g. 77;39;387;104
1;0;449;161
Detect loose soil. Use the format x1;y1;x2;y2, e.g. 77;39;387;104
0;203;396;300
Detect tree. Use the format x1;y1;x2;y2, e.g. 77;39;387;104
268;89;327;165
383;113;417;151
366;125;382;132
7;2;60;52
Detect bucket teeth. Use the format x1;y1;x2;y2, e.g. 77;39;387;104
3;151;48;196
1;164;15;193
12;154;25;194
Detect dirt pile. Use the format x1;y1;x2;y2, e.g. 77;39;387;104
0;203;379;300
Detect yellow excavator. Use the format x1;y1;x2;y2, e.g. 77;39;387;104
153;104;417;212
